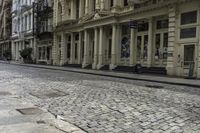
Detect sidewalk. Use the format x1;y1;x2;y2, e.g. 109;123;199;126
1;60;200;88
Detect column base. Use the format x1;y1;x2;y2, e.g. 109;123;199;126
82;63;89;68
92;63;97;69
109;64;117;70
166;66;176;76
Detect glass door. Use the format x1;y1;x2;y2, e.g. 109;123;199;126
154;32;168;67
137;34;148;65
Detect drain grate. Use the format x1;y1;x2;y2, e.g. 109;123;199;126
145;85;164;89
16;107;43;115
0;91;12;96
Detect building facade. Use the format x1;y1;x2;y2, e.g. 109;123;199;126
11;0;36;61
52;0;200;78
0;0;12;60
34;0;53;64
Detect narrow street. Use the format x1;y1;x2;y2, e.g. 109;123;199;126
0;63;200;133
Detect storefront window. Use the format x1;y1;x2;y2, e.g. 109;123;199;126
155;34;161;60
121;36;130;58
143;35;148;60
137;36;142;60
163;33;168;60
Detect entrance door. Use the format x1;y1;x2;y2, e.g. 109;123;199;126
181;44;196;77
154;32;168;67
136;34;148;65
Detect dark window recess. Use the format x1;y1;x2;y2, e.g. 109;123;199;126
181;11;197;25
75;43;78;59
124;0;128;6
184;45;195;66
110;0;114;7
157;19;168;29
138;22;149;32
67;43;71;58
180;27;196;39
108;39;112;59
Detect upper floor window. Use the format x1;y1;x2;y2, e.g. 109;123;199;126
110;0;114;7
181;11;197;25
138;22;149;32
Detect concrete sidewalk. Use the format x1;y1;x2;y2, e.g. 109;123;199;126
1;61;200;88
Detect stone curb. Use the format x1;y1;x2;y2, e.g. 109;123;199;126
1;61;200;88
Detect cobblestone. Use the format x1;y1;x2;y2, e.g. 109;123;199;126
0;63;200;133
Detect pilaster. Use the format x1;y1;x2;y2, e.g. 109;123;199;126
70;33;75;64
60;33;66;65
167;5;176;76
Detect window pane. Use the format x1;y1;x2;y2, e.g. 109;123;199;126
156;19;168;29
180;27;196;39
181;11;197;25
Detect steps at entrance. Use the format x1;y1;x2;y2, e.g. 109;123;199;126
141;67;167;75
63;64;82;68
84;64;92;69
113;66;135;73
99;65;110;70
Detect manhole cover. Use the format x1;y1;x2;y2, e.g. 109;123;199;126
0;92;12;96
145;85;164;89
16;107;43;115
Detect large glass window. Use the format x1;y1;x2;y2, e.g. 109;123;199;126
181;11;197;25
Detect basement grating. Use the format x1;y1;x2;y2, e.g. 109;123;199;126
145;85;164;89
16;107;43;115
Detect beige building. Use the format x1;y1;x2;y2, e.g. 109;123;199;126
0;0;12;60
53;0;200;78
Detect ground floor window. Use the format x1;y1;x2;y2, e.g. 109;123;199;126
121;36;130;58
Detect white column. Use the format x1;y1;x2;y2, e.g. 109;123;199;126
78;32;82;64
97;26;104;69
83;30;90;67
79;0;85;17
85;0;89;14
11;42;16;60
70;0;75;19
96;0;100;10
147;18;153;67
130;28;136;66
52;34;58;65
93;27;99;69
16;43;19;60
110;24;117;70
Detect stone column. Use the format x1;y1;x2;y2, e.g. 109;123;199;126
93;27;99;69
79;0;85;17
110;24;117;70
85;0;89;14
60;33;66;65
147;17;153;67
83;30;90;67
167;5;176;76
16;42;19;60
70;0;75;19
130;28;136;66
70;33;75;64
97;26;104;69
95;0;100;10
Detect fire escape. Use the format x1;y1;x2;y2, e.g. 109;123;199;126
34;0;53;40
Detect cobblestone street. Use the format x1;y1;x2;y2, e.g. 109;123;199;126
0;63;200;133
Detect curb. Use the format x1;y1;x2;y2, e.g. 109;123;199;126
1;61;200;88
